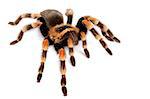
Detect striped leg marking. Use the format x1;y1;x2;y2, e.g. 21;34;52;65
59;48;67;96
85;16;120;43
67;37;76;66
10;21;42;45
65;9;73;24
82;20;112;55
8;13;41;25
37;38;49;82
90;28;112;55
80;32;90;58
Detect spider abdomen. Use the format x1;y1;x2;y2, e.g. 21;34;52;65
40;9;64;28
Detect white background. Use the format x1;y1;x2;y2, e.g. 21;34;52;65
0;0;150;99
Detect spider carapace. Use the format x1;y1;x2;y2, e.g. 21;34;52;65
8;9;120;96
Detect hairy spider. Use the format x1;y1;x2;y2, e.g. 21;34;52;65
8;9;120;96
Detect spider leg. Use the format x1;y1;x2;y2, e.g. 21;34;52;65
8;13;41;25
58;48;67;96
67;37;76;66
10;21;42;45
85;16;120;43
37;37;49;82
80;31;90;58
82;20;112;55
65;9;73;24
37;17;49;37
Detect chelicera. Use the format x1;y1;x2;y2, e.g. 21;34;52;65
8;9;120;96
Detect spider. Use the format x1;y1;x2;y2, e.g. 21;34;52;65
8;9;120;96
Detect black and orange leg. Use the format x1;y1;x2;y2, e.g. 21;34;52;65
67;37;76;66
80;31;90;58
8;13;41;25
37;38;49;82
59;48;67;96
85;16;120;43
10;21;42;45
82;20;112;55
65;9;73;24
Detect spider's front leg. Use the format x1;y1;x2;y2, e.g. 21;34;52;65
8;13;41;25
65;9;73;24
37;37;49;82
58;48;67;96
10;21;42;45
86;16;120;43
82;20;113;55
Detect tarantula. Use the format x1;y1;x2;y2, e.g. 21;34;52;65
8;9;120;96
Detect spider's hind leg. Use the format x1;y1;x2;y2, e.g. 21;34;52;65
86;16;120;43
8;13;41;25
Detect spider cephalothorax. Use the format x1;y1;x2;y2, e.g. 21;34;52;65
9;9;120;96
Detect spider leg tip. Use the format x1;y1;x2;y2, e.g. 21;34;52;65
37;80;40;83
113;37;121;43
37;74;42;83
86;55;90;58
62;86;67;96
10;40;18;45
63;92;67;96
10;43;13;45
117;40;121;43
8;22;12;24
106;48;113;55
64;94;67;96
84;49;90;58
8;22;15;25
70;56;75;66
37;78;41;82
